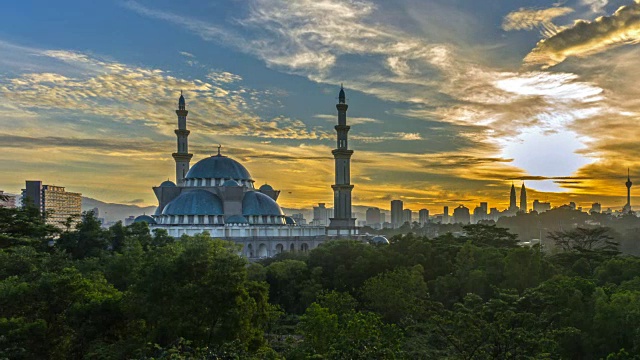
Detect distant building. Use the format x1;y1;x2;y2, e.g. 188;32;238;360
418;209;429;225
403;209;413;224
589;203;601;214
508;183;518;213
124;215;136;226
291;213;307;225
520;183;527;212
22;180;82;229
366;207;381;228
0;190;17;208
533;200;551;213
569;202;577;210
473;205;487;223
443;206;449;224
391;200;403;228
380;212;386;225
624;169;633;213
453;205;470;224
312;203;332;226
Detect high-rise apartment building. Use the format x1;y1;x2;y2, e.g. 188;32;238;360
390;200;403;228
403;209;413;224
312;203;333;226
418;209;429;225
23;180;82;229
533;200;551;213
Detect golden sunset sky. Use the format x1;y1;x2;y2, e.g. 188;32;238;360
2;0;640;214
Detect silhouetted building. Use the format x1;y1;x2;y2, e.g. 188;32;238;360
403;209;413;224
443;206;449;224
0;190;16;208
590;203;601;214
391;200;403;228
533;200;551;213
624;169;633;213
291;213;307;225
569;202;577;210
473;204;487;223
418;209;429;225
22;180;82;230
312;203;332;226
453;205;470;224
509;183;518;213
366;207;381;228
520;183;527;212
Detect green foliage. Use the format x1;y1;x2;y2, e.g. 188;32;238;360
4;208;640;359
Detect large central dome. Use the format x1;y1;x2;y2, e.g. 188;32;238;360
185;154;253;181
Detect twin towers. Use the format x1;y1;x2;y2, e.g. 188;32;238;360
509;182;527;213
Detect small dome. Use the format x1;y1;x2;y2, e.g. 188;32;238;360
285;216;296;225
259;184;274;192
223;180;241;187
134;215;156;224
226;215;249;224
162;190;223;215
371;236;389;245
160;180;176;187
186;154;253;182
242;191;284;216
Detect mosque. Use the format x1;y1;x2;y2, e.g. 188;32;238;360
136;87;359;258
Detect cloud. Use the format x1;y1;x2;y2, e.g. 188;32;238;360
314;114;382;125
524;2;640;68
582;0;609;13
502;7;574;37
0;45;326;141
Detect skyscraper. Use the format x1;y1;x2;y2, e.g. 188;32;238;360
443;206;449;224
509;183;518;213
403;209;413;224
328;85;357;235
418;209;429;225
624;169;633;213
520;183;527;213
172;92;193;186
391;200;403;228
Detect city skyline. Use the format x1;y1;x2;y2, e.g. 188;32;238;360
2;1;640;212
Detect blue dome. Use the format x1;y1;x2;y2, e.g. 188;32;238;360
186;154;252;181
134;215;156;224
259;184;274;191
226;215;248;224
162;190;223;215
242;191;284;216
285;216;296;225
371;236;389;245
160;180;176;187
223;180;241;187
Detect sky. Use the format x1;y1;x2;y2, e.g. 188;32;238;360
2;0;640;213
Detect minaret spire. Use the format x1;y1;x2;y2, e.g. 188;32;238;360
328;85;357;236
625;168;633;213
172;92;193;186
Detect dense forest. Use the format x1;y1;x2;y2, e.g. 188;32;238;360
3;205;640;359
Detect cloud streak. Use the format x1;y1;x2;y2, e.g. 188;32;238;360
525;1;640;68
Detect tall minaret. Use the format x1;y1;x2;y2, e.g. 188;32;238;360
625;168;633;213
520;182;527;213
328;85;356;234
509;183;517;212
172;92;193;186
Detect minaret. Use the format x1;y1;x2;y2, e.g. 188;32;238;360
509;182;517;211
172;91;193;186
520;182;527;213
328;85;356;235
625;168;633;213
